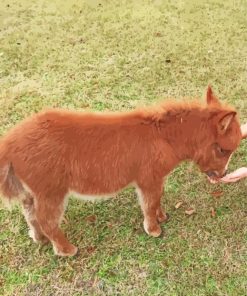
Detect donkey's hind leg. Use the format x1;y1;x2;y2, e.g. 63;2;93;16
21;193;49;244
35;194;77;256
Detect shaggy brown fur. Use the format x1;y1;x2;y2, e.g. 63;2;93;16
0;87;242;256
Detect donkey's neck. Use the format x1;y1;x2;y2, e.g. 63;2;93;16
158;105;209;162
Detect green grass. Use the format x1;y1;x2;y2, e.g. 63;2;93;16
0;0;247;295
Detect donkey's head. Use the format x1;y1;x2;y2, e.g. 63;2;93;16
196;86;242;182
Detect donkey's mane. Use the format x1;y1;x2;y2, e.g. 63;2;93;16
37;98;235;129
140;98;236;126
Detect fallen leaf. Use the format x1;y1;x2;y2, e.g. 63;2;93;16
75;279;94;289
69;37;85;45
107;223;113;229
133;227;143;235
185;208;196;215
179;231;187;239
139;271;147;278
154;32;162;37
211;207;216;218
85;215;97;223
211;190;223;198
92;277;99;288
223;247;231;263
86;246;96;254
175;201;183;209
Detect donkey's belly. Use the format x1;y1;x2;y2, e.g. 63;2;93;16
68;178;136;202
69;190;117;202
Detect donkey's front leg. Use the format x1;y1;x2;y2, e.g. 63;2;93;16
136;183;166;237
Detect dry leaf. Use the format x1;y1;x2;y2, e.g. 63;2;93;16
175;201;183;209
211;190;223;198
211;207;216;218
92;277;99;288
185;208;196;215
155;32;162;37
85;215;97;223
86;246;96;254
107;223;113;229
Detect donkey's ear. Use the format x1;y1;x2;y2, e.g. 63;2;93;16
206;86;221;106
216;111;236;135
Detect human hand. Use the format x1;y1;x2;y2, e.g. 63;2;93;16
241;123;247;139
220;167;247;183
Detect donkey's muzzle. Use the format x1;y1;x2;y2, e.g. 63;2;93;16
206;171;217;178
206;170;228;178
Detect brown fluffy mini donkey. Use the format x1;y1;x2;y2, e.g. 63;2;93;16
0;87;242;256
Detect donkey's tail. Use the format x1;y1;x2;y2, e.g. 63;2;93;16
0;142;24;202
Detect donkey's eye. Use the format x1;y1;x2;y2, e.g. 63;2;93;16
216;145;229;156
219;147;226;154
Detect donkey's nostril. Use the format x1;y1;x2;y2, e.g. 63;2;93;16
206;171;216;177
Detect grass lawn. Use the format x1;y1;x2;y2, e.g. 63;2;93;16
0;0;247;295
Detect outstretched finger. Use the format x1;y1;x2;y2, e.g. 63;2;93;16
220;177;242;183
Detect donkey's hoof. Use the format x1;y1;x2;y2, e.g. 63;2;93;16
150;227;162;237
54;244;78;257
143;221;162;237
